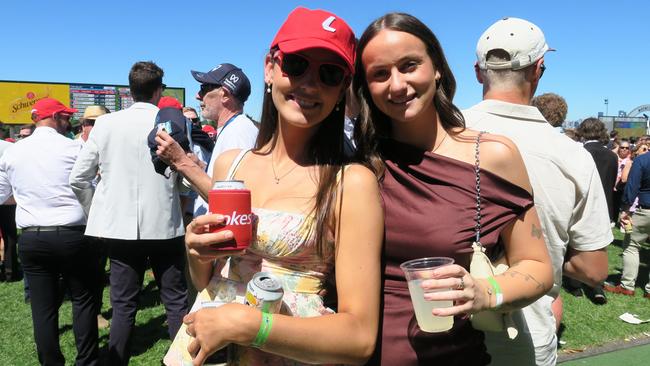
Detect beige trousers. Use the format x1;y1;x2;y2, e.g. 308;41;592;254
621;208;650;293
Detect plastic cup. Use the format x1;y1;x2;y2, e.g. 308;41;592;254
400;257;455;332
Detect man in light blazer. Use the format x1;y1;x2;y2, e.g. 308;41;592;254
70;61;188;366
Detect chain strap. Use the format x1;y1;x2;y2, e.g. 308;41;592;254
474;132;485;244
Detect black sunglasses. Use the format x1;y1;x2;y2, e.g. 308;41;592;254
620;146;630;150
275;51;349;87
190;117;200;124
540;64;546;78
198;83;220;99
162;83;167;91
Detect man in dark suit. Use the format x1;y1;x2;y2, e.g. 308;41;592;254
573;117;618;304
578;118;619;222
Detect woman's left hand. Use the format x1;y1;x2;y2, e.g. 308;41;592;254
184;304;260;366
420;264;490;317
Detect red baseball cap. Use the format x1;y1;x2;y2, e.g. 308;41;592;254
202;125;216;133
158;96;183;110
270;7;356;73
31;97;77;121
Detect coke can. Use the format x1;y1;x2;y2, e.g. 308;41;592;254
245;272;284;314
208;180;253;250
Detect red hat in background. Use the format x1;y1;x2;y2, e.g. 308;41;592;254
202;125;216;137
31;97;77;122
4;137;16;143
202;125;216;133
158;96;183;110
270;7;356;73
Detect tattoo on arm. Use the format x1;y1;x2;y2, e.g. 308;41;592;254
501;269;545;290
531;224;543;239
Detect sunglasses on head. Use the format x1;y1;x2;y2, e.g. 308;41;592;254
198;83;220;99
274;50;349;87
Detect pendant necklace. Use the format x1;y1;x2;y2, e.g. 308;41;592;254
271;152;300;184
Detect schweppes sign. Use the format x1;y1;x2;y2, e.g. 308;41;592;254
0;82;70;124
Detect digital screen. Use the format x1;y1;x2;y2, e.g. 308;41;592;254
0;80;185;124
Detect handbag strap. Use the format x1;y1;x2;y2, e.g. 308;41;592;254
474;132;486;245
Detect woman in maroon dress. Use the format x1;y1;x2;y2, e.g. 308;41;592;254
353;13;553;365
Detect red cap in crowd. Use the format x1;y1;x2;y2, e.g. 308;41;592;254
31;97;77;122
158;96;183;110
270;7;356;73
202;125;216;137
4;138;15;143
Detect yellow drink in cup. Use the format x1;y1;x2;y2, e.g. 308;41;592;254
400;257;455;332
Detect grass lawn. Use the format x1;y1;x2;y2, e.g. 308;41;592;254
0;273;171;366
558;229;650;354
1;228;650;364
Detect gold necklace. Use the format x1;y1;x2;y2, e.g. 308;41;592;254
271;152;300;184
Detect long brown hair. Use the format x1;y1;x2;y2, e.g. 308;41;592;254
353;13;465;177
254;49;349;257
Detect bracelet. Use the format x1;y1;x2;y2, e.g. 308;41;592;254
251;312;273;348
487;276;504;308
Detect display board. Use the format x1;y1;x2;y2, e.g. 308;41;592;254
0;80;184;125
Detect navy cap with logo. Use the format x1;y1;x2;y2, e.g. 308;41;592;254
191;63;251;103
147;107;191;176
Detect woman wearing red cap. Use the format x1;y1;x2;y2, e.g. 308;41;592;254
353;13;552;365
167;7;382;366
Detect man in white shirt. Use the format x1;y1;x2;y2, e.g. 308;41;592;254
0;139;19;283
463;17;612;366
155;63;258;215
0;98;99;365
69;61;188;366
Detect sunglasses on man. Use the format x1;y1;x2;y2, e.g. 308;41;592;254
274;50;349;87
198;83;221;99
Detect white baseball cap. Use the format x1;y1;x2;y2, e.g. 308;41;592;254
476;17;554;70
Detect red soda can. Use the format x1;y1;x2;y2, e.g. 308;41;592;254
207;180;252;250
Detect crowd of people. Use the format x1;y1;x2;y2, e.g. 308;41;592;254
0;6;644;366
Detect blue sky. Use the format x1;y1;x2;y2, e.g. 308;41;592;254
1;0;648;121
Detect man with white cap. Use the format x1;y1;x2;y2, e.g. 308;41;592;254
463;17;612;365
0;97;100;365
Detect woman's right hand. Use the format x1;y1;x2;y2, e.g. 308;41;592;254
185;214;246;262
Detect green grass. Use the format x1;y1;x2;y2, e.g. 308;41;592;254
558;229;650;353
2;230;650;364
0;272;171;366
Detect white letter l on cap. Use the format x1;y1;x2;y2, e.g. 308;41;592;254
322;16;336;32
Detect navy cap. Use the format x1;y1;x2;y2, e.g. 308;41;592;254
191;63;251;103
147;107;191;176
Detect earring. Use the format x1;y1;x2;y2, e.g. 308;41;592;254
266;83;271;94
335;103;340;112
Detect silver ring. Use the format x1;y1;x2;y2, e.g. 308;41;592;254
457;277;465;291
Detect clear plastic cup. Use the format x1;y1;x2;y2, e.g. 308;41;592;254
400;257;455;332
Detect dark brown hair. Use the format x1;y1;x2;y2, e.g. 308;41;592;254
577;117;608;144
129;61;164;102
353;12;465;177
254;49;349;258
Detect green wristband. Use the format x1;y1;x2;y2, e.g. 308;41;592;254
487;276;503;308
251;312;273;348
